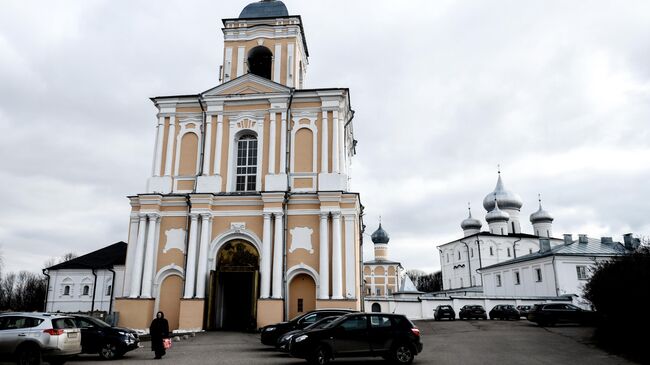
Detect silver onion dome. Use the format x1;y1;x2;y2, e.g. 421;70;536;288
371;223;390;244
530;195;554;223
486;199;510;223
239;0;289;19
483;172;524;211
461;205;482;230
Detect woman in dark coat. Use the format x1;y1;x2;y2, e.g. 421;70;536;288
149;311;170;359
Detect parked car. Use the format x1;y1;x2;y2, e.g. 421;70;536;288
434;305;456;320
489;305;520;320
459;305;487;320
516;305;533;318
276;316;340;351
260;309;356;346
68;314;140;359
0;312;81;365
527;303;598;326
289;312;423;365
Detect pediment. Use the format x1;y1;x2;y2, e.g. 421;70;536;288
202;73;290;97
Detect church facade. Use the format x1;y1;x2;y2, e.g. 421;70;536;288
114;0;363;331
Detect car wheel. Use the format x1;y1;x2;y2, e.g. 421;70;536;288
16;344;42;365
392;343;415;364
99;342;120;360
308;345;330;365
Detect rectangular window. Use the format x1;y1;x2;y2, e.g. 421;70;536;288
458;251;461;260
535;268;543;282
366;288;371;295
387;288;392;295
507;248;511;257
496;274;502;287
297;298;304;312
576;266;588;280
376;288;381;296
490;247;494;256
471;248;474;258
235;136;258;192
514;271;521;285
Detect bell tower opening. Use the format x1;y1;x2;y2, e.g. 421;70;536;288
247;46;273;80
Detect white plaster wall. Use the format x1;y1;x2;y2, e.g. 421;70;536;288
46;268;124;313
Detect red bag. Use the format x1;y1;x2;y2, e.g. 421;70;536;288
163;338;172;349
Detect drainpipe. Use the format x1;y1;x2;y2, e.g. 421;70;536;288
195;95;207;193
475;236;483;286
512;237;522;259
91;268;98;313
182;195;193;296
282;89;295;320
42;269;50;312
108;268;116;315
358;203;365;311
551;256;559;296
460;240;471;287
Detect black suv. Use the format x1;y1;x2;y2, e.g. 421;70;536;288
261;309;355;346
489;305;520;320
289;313;423;364
459;305;487;320
434;305;455;320
527;303;597;326
69;314;140;359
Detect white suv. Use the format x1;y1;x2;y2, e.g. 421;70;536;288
0;312;82;365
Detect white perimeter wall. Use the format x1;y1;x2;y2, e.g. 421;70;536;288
46;266;125;313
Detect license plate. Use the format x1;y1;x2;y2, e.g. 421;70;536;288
68;332;78;338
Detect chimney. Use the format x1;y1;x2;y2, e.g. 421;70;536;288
623;233;640;250
539;238;551;253
563;234;573;245
578;234;588;244
600;237;613;244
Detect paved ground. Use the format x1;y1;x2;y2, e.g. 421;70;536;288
63;320;634;365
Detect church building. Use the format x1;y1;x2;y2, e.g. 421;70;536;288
114;0;363;331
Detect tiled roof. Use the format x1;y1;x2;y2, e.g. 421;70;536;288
46;242;127;270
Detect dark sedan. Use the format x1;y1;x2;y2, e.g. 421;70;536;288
70;315;140;359
527;303;597;326
276;316;339;351
260;309;356;346
489;305;520;320
459;305;487;320
434;305;456;321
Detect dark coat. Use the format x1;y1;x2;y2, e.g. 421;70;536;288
149;315;170;352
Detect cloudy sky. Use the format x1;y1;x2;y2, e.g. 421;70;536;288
1;0;650;275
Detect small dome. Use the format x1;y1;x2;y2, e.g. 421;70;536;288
486;199;510;223
461;206;482;231
483;173;523;211
239;0;289;19
371;223;390;244
530;196;554;223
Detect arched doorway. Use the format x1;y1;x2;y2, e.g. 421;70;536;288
247;46;273;80
207;240;259;331
371;303;381;312
288;274;316;320
158;275;183;330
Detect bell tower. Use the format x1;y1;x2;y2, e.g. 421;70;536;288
221;0;308;88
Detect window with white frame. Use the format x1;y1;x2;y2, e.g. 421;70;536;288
457;251;461;260
366;287;371;295
376;288;381;296
535;268;543;282
235;134;258;192
105;285;112;296
507;248;511;257
576;266;588;280
387;288;392;295
63;285;71;296
82;285;90;296
496;274;502;287
471;248;474;257
489;247;494;256
514;271;521;285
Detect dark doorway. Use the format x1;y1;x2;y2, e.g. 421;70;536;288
220;272;255;330
371;303;381;312
247;46;273;80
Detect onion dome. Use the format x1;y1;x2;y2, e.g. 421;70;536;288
461;204;482;231
483;171;523;211
239;0;289;19
486;199;510;223
371;223;390;244
530;195;554;223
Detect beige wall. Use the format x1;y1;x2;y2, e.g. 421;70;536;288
179;299;204;330
114;299;154;330
159;275;183;330
257;299;284;328
288;273;316;320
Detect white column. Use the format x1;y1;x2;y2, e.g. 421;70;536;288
331;212;343;299
141;213;160;298
271;212;284;298
331;111;339;173
236;46;245;77
268;113;276;175
318;212;330;299
202;114;212;175
279;112;287;173
164;116;176;176
129;214;148;298
184;214;199;298
344;215;356;298
214;114;223;175
339;112;346;174
152;116;165;176
321;111;329;173
260;213;272;298
273;43;282;84
196;214;211;298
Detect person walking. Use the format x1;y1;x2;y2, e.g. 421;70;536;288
149;311;170;359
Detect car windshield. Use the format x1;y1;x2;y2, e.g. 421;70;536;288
306;316;337;330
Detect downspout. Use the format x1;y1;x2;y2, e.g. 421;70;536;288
182;195;193;296
460;240;471;287
282;88;295;320
42;269;50;312
108;268;116;315
358;203;365;311
512;237;522;259
195;94;207;193
551;256;559;296
475;236;483;286
91;268;98;313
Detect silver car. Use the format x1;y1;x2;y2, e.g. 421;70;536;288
0;312;81;365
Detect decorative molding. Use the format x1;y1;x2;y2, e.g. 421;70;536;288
289;227;314;254
230;222;246;232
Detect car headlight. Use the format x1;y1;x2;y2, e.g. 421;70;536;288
295;335;308;343
264;326;276;332
117;331;127;336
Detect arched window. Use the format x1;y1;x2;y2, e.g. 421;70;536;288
371;303;381;312
247;46;273;79
235;134;258;192
105;285;112;296
457;251;461;260
82;285;90;296
489;246;494;256
507;248;511;257
63;285;71;296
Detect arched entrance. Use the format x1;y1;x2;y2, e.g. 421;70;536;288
371;303;382;312
247;46;273;79
207;240;259;331
288;274;316;320
158;275;183;330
